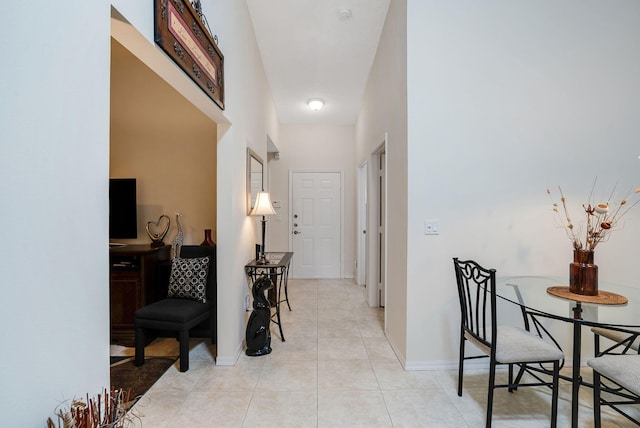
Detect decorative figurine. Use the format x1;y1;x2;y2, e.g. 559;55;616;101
171;212;184;258
145;214;170;247
245;276;273;356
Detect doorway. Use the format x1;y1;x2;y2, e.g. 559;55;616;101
357;161;367;286
289;171;343;278
376;149;386;307
367;136;387;308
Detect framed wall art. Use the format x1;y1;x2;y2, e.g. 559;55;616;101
154;0;225;109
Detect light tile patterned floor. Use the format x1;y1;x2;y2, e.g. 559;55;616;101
112;278;638;427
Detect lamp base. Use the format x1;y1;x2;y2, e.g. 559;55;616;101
255;255;270;265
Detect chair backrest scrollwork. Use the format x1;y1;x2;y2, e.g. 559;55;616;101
453;258;497;354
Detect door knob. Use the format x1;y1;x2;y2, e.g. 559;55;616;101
293;231;300;235
294;214;298;218
294;223;298;227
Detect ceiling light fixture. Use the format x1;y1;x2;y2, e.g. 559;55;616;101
337;9;352;20
307;98;324;111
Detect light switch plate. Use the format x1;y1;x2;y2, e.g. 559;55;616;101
424;220;440;235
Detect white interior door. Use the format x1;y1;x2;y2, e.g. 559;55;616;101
357;161;367;285
377;152;386;307
290;171;342;278
366;136;387;308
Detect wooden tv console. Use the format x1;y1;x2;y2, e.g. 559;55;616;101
109;244;170;346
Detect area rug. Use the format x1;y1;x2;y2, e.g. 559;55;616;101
110;357;177;406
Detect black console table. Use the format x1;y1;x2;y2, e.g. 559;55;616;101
244;252;293;341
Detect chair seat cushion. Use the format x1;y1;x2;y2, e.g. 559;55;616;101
496;326;564;363
467;326;564;364
588;354;640;395
135;298;211;324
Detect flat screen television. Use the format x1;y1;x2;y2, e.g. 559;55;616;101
109;178;138;239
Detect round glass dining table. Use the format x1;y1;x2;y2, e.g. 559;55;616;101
495;276;640;428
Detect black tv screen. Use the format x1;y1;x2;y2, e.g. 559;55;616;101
109;178;138;239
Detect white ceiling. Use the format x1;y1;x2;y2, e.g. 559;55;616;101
246;0;391;125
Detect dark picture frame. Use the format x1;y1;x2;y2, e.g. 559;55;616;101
154;0;225;109
246;148;264;215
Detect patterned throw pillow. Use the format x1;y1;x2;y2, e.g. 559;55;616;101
167;256;210;303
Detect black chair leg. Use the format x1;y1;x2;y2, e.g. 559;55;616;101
508;364;514;392
458;333;465;396
179;329;189;372
512;364;526;386
593;371;602;428
551;360;559;428
486;359;496;428
135;327;145;367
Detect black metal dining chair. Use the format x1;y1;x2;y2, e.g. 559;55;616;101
587;353;640;427
453;258;565;428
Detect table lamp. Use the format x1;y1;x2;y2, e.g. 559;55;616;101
250;191;276;264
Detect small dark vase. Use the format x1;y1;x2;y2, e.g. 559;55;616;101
201;229;215;246
569;249;598;296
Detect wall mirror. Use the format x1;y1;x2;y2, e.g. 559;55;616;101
247;148;264;214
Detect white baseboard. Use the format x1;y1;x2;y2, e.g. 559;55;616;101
385;331;406;368
404;359;484;371
403;358;583;371
215;342;243;366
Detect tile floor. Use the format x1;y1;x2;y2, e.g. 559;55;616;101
111;278;637;427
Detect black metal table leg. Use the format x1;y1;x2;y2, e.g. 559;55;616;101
571;303;583;428
274;280;285;342
283;264;292;311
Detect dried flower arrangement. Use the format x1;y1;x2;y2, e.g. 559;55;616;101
547;180;640;251
47;388;135;428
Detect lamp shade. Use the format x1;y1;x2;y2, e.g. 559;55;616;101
250;191;276;216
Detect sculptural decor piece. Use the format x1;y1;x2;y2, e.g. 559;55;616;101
145;215;170;247
171;213;184;258
201;228;215;246
245;276;273;356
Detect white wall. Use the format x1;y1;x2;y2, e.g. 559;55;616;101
404;0;640;368
110;0;154;43
110;39;218;246
356;0;408;362
200;0;280;364
269;125;357;278
0;1;111;425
